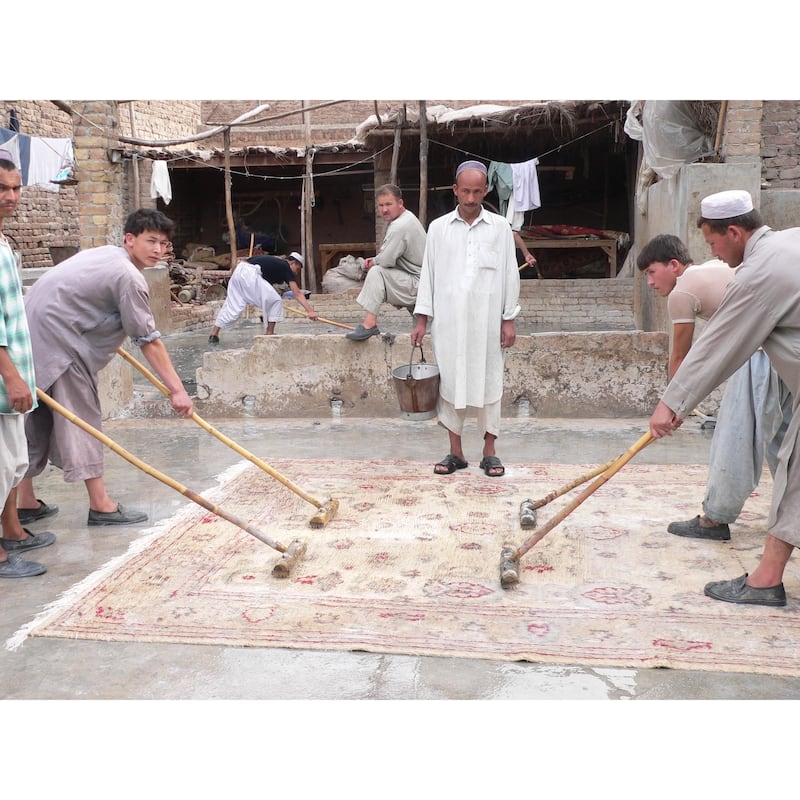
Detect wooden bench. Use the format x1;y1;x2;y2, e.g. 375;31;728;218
521;237;618;278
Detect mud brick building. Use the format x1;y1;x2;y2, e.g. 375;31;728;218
3;98;800;337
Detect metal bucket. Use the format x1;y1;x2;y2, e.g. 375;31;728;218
392;345;440;420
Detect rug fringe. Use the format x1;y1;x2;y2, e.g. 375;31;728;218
4;459;253;652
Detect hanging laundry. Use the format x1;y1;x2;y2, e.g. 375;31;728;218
150;160;172;205
0;126;74;192
511;157;541;212
0;132;23;174
505;194;525;232
487;161;514;216
28;137;74;192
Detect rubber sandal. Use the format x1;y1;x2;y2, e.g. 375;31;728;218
479;455;505;477
434;454;468;475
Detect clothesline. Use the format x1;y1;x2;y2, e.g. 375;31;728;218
0;126;74;193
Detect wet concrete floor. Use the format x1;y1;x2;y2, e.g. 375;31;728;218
4;323;800;703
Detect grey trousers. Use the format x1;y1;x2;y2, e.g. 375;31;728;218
356;266;418;316
703;349;793;524
25;361;105;483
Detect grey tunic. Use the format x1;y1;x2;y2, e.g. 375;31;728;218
356;209;428;314
22;245;160;482
661;226;800;545
24;244;159;389
372;209;427;276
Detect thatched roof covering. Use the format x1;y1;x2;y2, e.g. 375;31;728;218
353;100;622;143
120;101;628;164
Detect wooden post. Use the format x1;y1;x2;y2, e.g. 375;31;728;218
418;100;428;227
714;100;729;154
390;116;402;186
302;101;318;292
223;128;237;270
128;102;140;209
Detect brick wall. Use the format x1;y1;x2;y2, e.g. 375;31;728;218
1;100;79;267
71;101;126;248
722;100;763;163
761;101;800;186
722;100;800;188
117;101;202;141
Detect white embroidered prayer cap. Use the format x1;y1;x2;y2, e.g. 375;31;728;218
288;251;304;265
455;160;488;178
700;189;754;219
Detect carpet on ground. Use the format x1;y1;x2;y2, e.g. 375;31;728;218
7;459;799;676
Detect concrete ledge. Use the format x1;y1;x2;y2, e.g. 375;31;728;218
193;331;670;419
98;352;134;420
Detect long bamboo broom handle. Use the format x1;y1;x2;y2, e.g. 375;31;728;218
526;457;619;511
513;431;655;560
284;303;355;331
35;388;288;554
116;348;326;511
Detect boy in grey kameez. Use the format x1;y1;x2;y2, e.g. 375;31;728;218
18;209;193;527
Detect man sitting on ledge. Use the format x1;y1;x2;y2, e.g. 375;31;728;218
346;184;427;342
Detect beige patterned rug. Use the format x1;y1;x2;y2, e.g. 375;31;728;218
8;458;800;676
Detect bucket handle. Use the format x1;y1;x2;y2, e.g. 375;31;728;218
408;344;427;369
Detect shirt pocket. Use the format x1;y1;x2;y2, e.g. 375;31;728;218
473;242;500;271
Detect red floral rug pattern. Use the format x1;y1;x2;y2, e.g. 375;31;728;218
9;459;800;676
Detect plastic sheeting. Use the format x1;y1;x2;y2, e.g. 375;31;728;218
628;100;715;180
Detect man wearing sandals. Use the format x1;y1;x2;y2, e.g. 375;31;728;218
412;160;520;477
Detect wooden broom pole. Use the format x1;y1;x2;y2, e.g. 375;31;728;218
34;388;288;555
514;431;654;560
115;348;338;528
284;303;354;330
501;431;655;588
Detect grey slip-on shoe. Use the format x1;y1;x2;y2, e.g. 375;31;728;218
668;515;731;541
704;573;787;606
0;553;47;578
0;529;56;552
17;499;59;525
345;324;380;341
88;504;148;527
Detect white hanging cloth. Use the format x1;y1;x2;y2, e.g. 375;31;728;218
150;160;172;205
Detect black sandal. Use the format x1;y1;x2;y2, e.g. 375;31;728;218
434;454;469;475
479;455;505;477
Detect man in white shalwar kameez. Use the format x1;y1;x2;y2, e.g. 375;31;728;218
412;161;520;477
650;190;800;607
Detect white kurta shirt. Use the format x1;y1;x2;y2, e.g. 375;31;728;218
414;206;520;409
